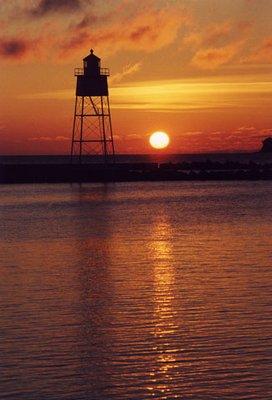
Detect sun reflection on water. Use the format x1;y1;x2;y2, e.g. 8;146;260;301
148;216;181;397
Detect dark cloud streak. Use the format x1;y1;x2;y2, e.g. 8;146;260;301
30;0;82;17
130;26;152;42
0;39;27;58
74;14;98;30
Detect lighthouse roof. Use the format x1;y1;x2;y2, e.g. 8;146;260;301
83;49;101;61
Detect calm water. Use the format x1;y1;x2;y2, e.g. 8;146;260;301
0;181;271;399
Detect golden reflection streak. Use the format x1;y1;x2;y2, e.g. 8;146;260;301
147;216;180;397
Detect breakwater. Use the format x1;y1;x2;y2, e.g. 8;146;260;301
1;161;272;183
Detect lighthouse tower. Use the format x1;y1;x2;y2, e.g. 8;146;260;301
70;49;115;163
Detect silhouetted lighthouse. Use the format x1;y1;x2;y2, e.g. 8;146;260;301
71;49;115;163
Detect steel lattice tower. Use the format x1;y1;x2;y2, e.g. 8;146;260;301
71;49;115;163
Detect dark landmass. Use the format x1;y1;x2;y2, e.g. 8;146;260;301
1;160;272;183
260;137;272;153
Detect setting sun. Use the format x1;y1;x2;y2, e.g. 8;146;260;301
149;131;170;149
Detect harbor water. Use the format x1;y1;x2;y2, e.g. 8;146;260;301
0;181;271;399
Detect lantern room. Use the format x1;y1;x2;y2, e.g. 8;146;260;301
83;49;101;76
75;49;109;97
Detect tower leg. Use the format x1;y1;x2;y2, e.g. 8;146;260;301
79;96;84;164
107;95;115;161
70;95;115;164
70;96;78;163
100;96;108;164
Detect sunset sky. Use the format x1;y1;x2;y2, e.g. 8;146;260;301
1;0;272;154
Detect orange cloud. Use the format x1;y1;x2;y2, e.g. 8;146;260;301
183;20;251;48
183;21;233;46
29;135;69;142
110;62;142;84
205;22;233;46
183;18;252;70
245;37;272;64
179;125;272;152
0;1;188;62
191;39;245;70
59;5;189;58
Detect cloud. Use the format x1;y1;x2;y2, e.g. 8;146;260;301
0;34;49;61
244;37;272;64
227;126;272;140
183;20;251;48
183;19;252;70
179;126;271;152
19;78;272;113
185;21;233;48
205;22;233;45
59;5;189;57
126;134;142;140
182;131;204;137
72;14;98;29
29;135;69;141
55;135;69;141
259;128;272;136
0;38;29;59
234;126;257;134
129;26;152;42
191;39;245;70
29;136;51;142
111;62;142;84
1;1;189;62
30;0;82;17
